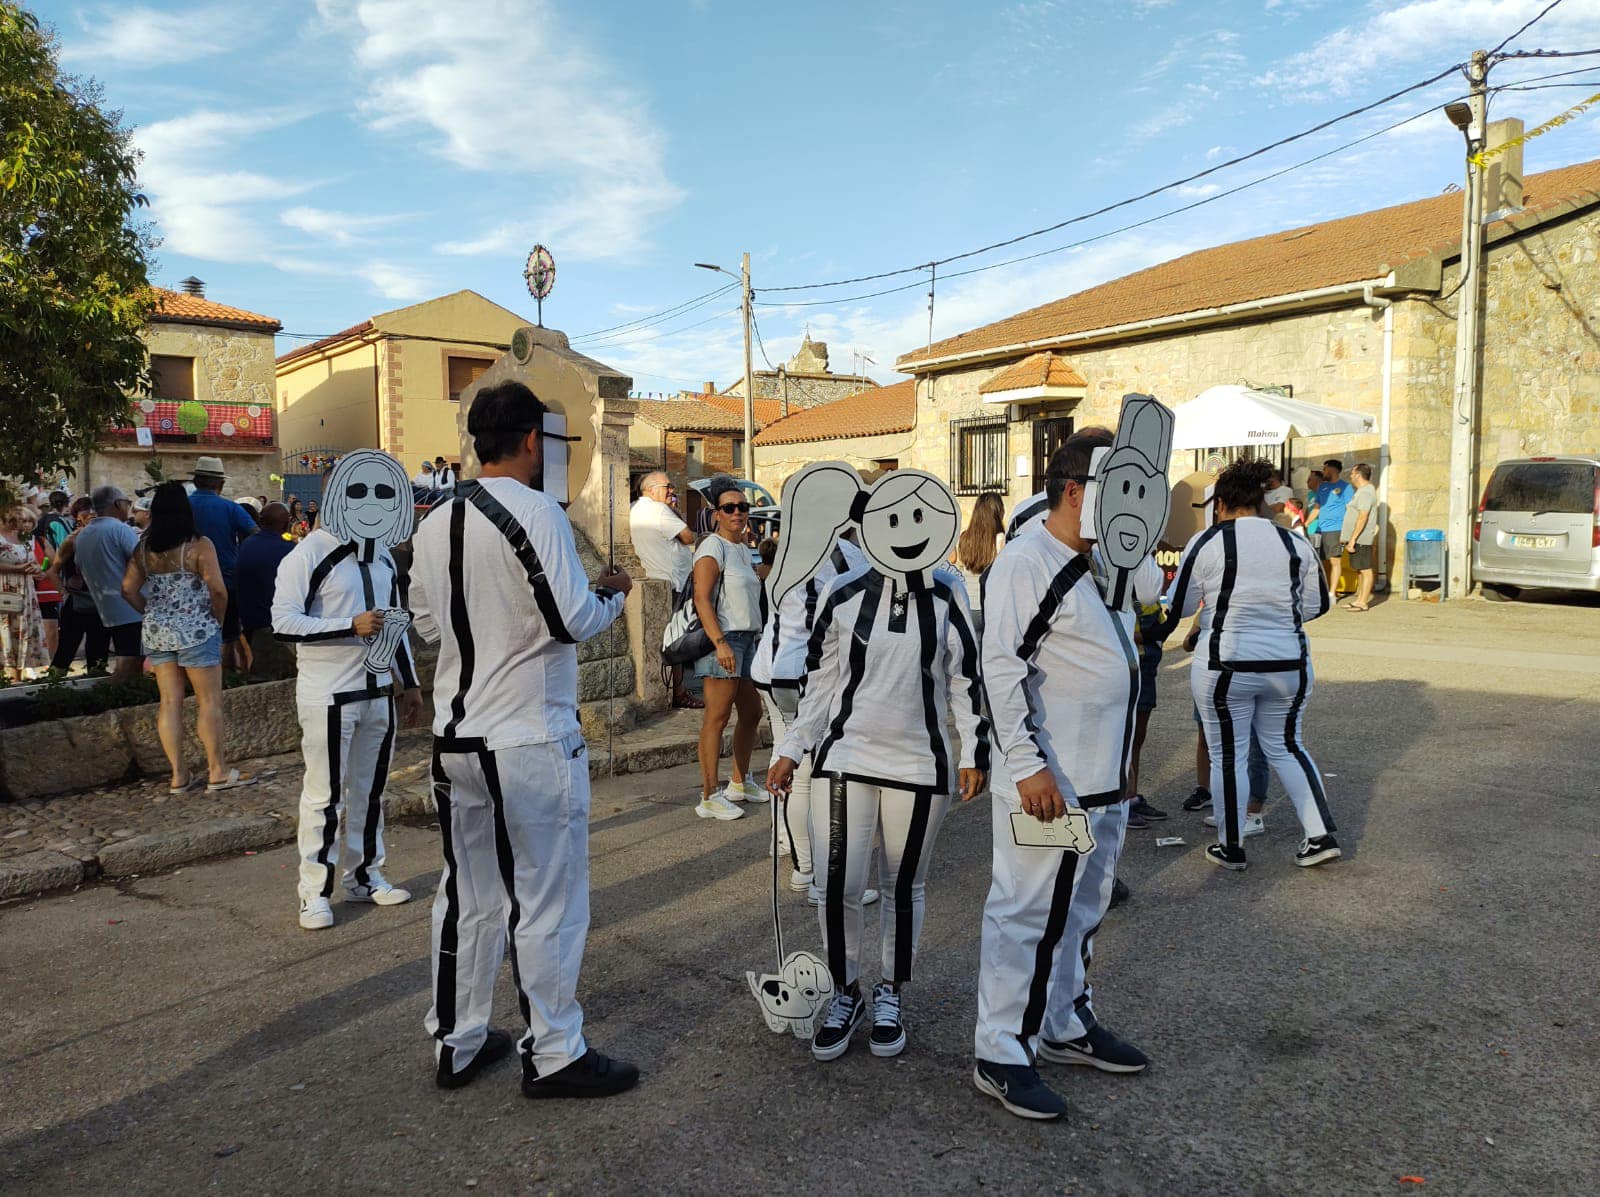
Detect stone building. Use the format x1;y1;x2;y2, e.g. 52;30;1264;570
719;332;876;412
751;378;918;489
274;290;527;479
628;392;783;494
887;146;1600;581
88;282;282;498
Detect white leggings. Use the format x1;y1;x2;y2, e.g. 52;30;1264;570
813;776;951;991
762;689;813;875
295;697;394;902
1192;664;1334;848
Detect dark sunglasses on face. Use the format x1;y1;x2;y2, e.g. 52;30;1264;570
346;483;397;499
719;502;751;514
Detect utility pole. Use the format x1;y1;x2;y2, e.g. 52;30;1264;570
741;251;756;484
1446;49;1489;599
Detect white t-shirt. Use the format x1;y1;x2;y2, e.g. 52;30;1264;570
629;496;692;590
694;534;763;633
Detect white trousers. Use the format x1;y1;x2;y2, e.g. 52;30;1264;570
425;732;592;1080
295;697;395;902
974;796;1128;1067
813;777;951;990
761;689;812;875
1191;664;1333;848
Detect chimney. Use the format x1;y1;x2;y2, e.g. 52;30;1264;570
703;381;715;395
1483;118;1524;216
179;276;206;297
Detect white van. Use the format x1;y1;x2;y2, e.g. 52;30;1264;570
1473;456;1600;600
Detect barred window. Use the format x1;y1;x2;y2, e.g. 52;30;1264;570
949;414;1009;496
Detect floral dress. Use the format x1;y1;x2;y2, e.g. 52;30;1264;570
139;540;219;653
0;533;48;676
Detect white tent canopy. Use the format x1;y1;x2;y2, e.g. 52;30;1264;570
1170;385;1375;452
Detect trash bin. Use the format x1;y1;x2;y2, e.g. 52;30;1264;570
1402;529;1447;600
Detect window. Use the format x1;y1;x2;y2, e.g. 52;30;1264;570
150;355;195;402
446;355;492;401
684;438;704;476
1032;416;1075;482
731;437;744;472
872;458;899;471
949;414;1008;496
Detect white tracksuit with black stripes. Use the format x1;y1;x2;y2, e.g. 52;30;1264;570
273;529;418;904
1167;516;1334;848
409;477;624;1082
751;539;868;876
974;522;1146;1069
777;563;989;992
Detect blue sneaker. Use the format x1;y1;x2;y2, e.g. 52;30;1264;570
972;1059;1068;1121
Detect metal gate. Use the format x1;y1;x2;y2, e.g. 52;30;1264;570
1032;416;1075;482
280;447;341;507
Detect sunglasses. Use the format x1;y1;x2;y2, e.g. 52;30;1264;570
718;502;751;514
345;483;397;499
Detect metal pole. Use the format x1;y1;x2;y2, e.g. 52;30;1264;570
741;252;756;483
1446;50;1489;599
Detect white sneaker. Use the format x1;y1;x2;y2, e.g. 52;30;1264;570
728;779;770;805
695;792;745;821
808;885;880;907
345;874;412;905
1204;813;1266;838
299;896;334;930
790;870;814;892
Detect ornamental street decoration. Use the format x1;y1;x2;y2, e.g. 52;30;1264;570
524;243;555;326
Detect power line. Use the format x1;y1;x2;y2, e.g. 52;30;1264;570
1491;0;1568;57
567;282;737;342
572;305;742;351
1494;47;1600;60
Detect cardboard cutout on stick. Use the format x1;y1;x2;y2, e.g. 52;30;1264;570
320;450;415;561
1083;394;1174;611
766;461;861;614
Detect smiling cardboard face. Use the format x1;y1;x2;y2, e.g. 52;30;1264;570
1092;394;1174;574
321;450;415;550
857;470;960;581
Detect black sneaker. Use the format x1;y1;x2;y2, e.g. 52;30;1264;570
869;982;906;1058
1129;795;1168;821
435;1029;513;1090
1206;843;1248;871
1182;786;1212;812
1126;804;1149;829
1108;877;1130;910
973;1059;1068;1121
1295;834;1342;868
1038;1023;1148;1074
811;986;866;1061
522;1047;640;1099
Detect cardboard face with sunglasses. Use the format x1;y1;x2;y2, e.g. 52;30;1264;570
321;450;414;553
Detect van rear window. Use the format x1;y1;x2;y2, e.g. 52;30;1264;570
1482;463;1596;513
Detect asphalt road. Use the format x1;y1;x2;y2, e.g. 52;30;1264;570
3;599;1598;1194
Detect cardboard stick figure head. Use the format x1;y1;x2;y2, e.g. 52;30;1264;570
321;450;414;553
1083;394;1173;605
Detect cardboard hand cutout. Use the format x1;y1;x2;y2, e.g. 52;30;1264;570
1083;394;1174;610
363;607;414;674
320;450;415;561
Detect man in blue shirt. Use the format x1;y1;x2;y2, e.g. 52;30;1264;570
235;502;298;680
1308;458;1355;596
59;486;143;681
189;456;258;669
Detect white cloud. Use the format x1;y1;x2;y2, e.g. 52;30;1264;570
281;205;407;247
57;3;250;65
320;0;683;261
360;261;430;300
1176;182;1223;198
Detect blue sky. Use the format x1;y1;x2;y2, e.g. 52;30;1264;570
36;0;1600;393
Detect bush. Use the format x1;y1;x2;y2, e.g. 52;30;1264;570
4;669;259;727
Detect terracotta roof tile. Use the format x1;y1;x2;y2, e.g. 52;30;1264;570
633;398;748;433
900;157;1600;370
978;351;1087;394
753;379;917;447
275;320;376;366
150;287;280;332
701;392;785;425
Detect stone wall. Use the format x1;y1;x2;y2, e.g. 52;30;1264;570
85;448;278;502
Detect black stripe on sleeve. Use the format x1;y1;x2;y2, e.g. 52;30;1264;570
812;572;883;776
444;498;474;739
913;588;950;796
460;480;576;644
1012;555;1092;766
936;578;992;774
276;540;359;642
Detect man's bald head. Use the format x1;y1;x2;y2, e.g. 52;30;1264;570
640;471;671;497
259;502;291;533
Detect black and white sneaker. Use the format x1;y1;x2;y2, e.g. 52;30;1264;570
1038;1024;1148;1074
811;986;866;1061
1295;834;1342;868
1182;786;1212;812
869;982;906;1057
1206;843;1248;871
1129;795;1168;822
973;1059;1068;1121
1108;877;1130;910
1126;804;1149;829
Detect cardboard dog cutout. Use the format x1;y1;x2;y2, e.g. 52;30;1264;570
748;948;835;1039
1082;394;1175;611
321;450;416;669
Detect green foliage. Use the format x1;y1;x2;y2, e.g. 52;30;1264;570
0;2;155;481
5;667;256;726
142;457;165;484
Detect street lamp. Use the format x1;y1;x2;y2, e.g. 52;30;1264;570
696;256;756;484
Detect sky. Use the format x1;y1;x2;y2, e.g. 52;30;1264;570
34;0;1600;394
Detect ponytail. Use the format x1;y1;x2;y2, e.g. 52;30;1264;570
767;463;864;612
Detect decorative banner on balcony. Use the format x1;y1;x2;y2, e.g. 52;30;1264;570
119;400;273;444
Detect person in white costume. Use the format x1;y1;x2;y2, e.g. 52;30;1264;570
767;465;989;1063
273;450;422;932
409;381;640;1101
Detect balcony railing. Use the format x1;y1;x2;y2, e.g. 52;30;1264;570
109;398;275;447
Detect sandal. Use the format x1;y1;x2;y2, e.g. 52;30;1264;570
169;775;202;794
1343;602;1370;612
207;768;258;793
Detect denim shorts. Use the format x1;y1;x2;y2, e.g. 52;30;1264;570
146;629;222;669
694;629;756;680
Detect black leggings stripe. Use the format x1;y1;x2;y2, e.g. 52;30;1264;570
315;706;343;897
353;697;394;888
1213;670;1241;848
1285;663;1336;832
1019;851;1079;1047
892;794;932;985
430;750;461;1047
825;777;849;990
481;749;537;1069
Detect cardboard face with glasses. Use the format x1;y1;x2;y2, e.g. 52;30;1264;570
1080;393;1175;611
321;450;415;555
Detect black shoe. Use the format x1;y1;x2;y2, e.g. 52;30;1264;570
435;1029;513;1090
1295;834;1342;868
1206;843;1248;871
973;1059;1068;1121
1125;805;1149;829
869;982;906;1058
811;985;866;1061
1108;877;1130;910
1129;795;1168;821
522;1047;640;1099
1039;1023;1148;1074
1182;787;1212;812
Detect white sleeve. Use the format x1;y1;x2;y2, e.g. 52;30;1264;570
387;556;419;687
1164;530;1213;629
524;505;623;644
980;551;1053;786
943;578;990;774
271;543;359;643
1299;537;1331;622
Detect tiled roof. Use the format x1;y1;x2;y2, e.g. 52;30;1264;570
978;351;1087;394
753;379;917;447
633;398;748;433
275;320;376;366
150;288;281;332
701;392;785;425
899;157;1600;370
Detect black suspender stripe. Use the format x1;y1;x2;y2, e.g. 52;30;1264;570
938;580;992;774
1158;522;1224;642
913;588;950;795
1106;610;1140;800
480;748;537;1070
276;541;358;642
444;499;474;739
825;776;850;990
812;573;883;777
1285;661;1337;833
891;792;932;985
356;557;379;693
1212;669;1242;848
1013;556;1092;765
352;695;395;890
1019;850;1079;1048
429;748;462;1051
315;705;343;898
460;481;576;644
1207;521;1240;673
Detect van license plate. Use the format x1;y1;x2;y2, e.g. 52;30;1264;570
1511;535;1558;550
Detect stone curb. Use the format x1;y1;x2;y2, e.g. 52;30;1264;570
96;815;290;878
0;849;85;900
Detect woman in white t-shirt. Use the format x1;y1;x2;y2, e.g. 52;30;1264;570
692;476;766;821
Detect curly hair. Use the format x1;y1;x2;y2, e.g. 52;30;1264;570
1214;457;1275;513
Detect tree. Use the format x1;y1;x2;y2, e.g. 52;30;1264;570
0;2;154;490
